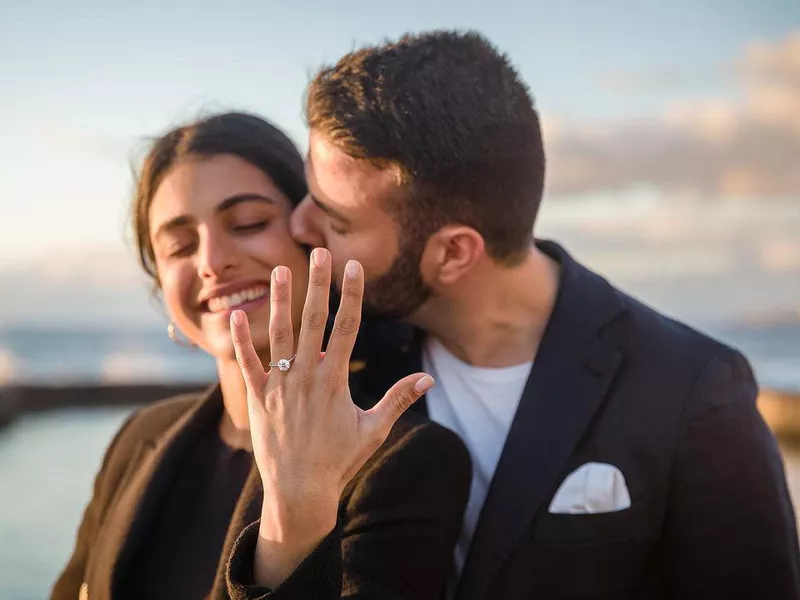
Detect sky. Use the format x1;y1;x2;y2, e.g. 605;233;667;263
0;0;798;326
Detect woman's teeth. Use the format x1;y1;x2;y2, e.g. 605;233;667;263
207;286;268;313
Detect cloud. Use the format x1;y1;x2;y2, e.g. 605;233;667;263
545;31;800;199
598;64;723;93
760;237;800;272
535;196;800;322
6;198;795;328
0;246;164;328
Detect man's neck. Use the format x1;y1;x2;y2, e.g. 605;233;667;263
412;246;560;368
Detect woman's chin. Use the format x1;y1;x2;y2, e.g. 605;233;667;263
205;331;271;366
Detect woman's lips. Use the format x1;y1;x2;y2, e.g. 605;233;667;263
206;284;269;313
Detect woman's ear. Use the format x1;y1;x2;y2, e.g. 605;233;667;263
149;282;167;314
421;225;485;287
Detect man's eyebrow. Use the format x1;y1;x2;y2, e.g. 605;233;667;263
310;193;350;223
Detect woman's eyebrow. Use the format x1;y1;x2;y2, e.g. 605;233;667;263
217;193;278;212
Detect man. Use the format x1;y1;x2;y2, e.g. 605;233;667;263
285;30;800;599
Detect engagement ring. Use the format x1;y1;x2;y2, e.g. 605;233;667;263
269;355;296;372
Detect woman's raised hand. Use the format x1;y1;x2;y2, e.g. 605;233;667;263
229;247;433;587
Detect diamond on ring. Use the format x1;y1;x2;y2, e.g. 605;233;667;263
270;355;296;372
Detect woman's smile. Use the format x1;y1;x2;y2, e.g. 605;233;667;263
199;280;271;318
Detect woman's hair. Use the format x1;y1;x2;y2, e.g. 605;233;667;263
131;112;307;285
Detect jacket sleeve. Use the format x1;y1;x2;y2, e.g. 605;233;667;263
664;350;800;599
49;412;138;600
227;423;471;599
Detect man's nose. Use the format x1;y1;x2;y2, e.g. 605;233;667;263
290;196;326;248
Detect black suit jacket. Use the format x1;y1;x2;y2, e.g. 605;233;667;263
353;240;800;600
51;385;471;600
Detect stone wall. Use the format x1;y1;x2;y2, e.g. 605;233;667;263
2;383;799;441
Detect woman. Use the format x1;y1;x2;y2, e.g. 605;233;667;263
51;112;470;600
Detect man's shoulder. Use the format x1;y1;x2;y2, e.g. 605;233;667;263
610;284;743;372
550;240;742;372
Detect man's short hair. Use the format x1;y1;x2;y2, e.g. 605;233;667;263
306;30;546;263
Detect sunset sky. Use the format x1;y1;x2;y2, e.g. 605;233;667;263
1;0;798;326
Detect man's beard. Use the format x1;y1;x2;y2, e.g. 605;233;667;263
359;235;432;321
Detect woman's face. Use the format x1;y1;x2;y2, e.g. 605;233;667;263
149;154;309;361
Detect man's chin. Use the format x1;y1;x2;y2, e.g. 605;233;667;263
360;294;430;324
360;306;406;323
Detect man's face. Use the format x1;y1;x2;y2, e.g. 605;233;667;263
291;130;431;319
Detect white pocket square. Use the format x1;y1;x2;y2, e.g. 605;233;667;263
548;462;631;514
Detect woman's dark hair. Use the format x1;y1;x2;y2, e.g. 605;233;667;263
132;112;307;284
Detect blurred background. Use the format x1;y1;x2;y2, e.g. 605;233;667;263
0;0;798;597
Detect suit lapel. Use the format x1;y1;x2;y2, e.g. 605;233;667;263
455;241;624;600
90;385;224;598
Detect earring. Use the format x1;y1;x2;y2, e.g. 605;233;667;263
167;322;196;349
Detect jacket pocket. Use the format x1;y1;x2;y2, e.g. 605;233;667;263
532;498;652;543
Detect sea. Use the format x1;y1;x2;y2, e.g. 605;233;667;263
0;321;797;598
0;319;798;390
0;325;218;386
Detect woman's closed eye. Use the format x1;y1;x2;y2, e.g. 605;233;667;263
232;220;270;233
168;240;197;258
165;221;269;256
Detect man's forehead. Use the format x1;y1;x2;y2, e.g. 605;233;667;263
308;130;358;171
307;131;400;210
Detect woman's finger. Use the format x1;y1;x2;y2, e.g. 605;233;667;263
230;310;267;394
363;373;435;443
323;260;363;372
269;265;295;372
295;248;331;369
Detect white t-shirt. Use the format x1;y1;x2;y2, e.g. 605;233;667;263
422;336;533;573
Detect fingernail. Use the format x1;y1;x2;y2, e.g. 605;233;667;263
345;260;360;279
312;247;327;267
231;310;244;326
414;375;435;394
274;266;288;284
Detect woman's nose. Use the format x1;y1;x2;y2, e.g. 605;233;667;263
196;230;237;278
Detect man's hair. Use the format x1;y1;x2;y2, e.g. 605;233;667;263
306;30;545;263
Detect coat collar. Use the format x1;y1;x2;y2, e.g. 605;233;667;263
87;384;262;600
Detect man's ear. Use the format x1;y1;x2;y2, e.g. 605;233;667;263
421;225;486;286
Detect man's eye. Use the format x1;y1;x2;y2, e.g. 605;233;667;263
330;223;349;235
